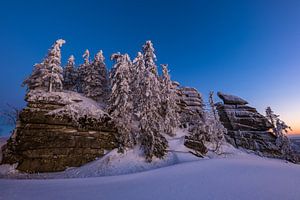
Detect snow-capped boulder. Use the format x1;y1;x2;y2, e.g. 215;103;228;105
216;92;282;158
1;90;118;173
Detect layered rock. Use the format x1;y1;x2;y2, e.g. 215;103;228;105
216;92;283;157
1;90;118;173
175;85;208;153
176;86;205;128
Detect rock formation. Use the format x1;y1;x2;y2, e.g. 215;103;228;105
216;92;283;158
176;86;205;128
175;85;208;155
1;90;118;173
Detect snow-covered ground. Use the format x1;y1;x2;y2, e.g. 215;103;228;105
1;132;300;200
1;154;300;200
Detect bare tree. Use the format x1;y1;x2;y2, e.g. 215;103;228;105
0;104;21;126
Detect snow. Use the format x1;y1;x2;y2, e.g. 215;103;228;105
27;90;109;124
1;154;300;200
1;131;300;199
47;95;108;124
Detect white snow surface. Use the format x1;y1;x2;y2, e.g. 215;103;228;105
1;153;300;200
1;130;300;199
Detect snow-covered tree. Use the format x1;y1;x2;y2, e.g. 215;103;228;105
77;49;90;93
160;64;180;136
205;91;226;151
23;39;65;92
81;51;106;101
92;50;110;103
265;107;279;130
109;53;134;152
63;55;78;91
138;41;168;161
265;107;292;156
143;40;158;76
131;52;146;116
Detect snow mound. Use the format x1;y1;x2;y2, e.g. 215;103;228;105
47;97;109;124
63;148;179;178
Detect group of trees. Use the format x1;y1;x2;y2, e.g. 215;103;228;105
109;41;179;161
23;39;109;102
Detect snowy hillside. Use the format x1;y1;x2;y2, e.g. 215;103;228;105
1;154;300;200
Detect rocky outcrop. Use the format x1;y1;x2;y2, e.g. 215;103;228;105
176;86;205;128
175;85;208;154
216;92;283;158
1;90;118;173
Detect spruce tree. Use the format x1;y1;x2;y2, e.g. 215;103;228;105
139;41;168;161
109;53;134;151
82;52;106;101
131;52;146;116
23;39;65;92
77;49;90;93
92;50;110;103
160;64;180;136
63;55;78;91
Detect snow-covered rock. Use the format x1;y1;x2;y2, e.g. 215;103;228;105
216;92;284;159
1;90;118;173
217;92;248;105
176;87;205;128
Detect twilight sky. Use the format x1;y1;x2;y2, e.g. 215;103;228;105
0;0;299;133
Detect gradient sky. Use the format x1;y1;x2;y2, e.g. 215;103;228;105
0;0;299;133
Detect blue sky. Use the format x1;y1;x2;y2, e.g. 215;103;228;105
0;0;299;133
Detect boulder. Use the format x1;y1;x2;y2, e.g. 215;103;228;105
1;90;118;173
184;135;208;157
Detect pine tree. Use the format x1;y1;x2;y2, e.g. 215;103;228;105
138;41;168;161
23;39;65;92
63;55;78;91
77;49;90;93
160;64;180;136
109;53;134;151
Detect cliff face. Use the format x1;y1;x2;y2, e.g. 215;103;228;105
1;90;118;173
216;92;282;157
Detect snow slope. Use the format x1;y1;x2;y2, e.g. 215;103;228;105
1;154;300;200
